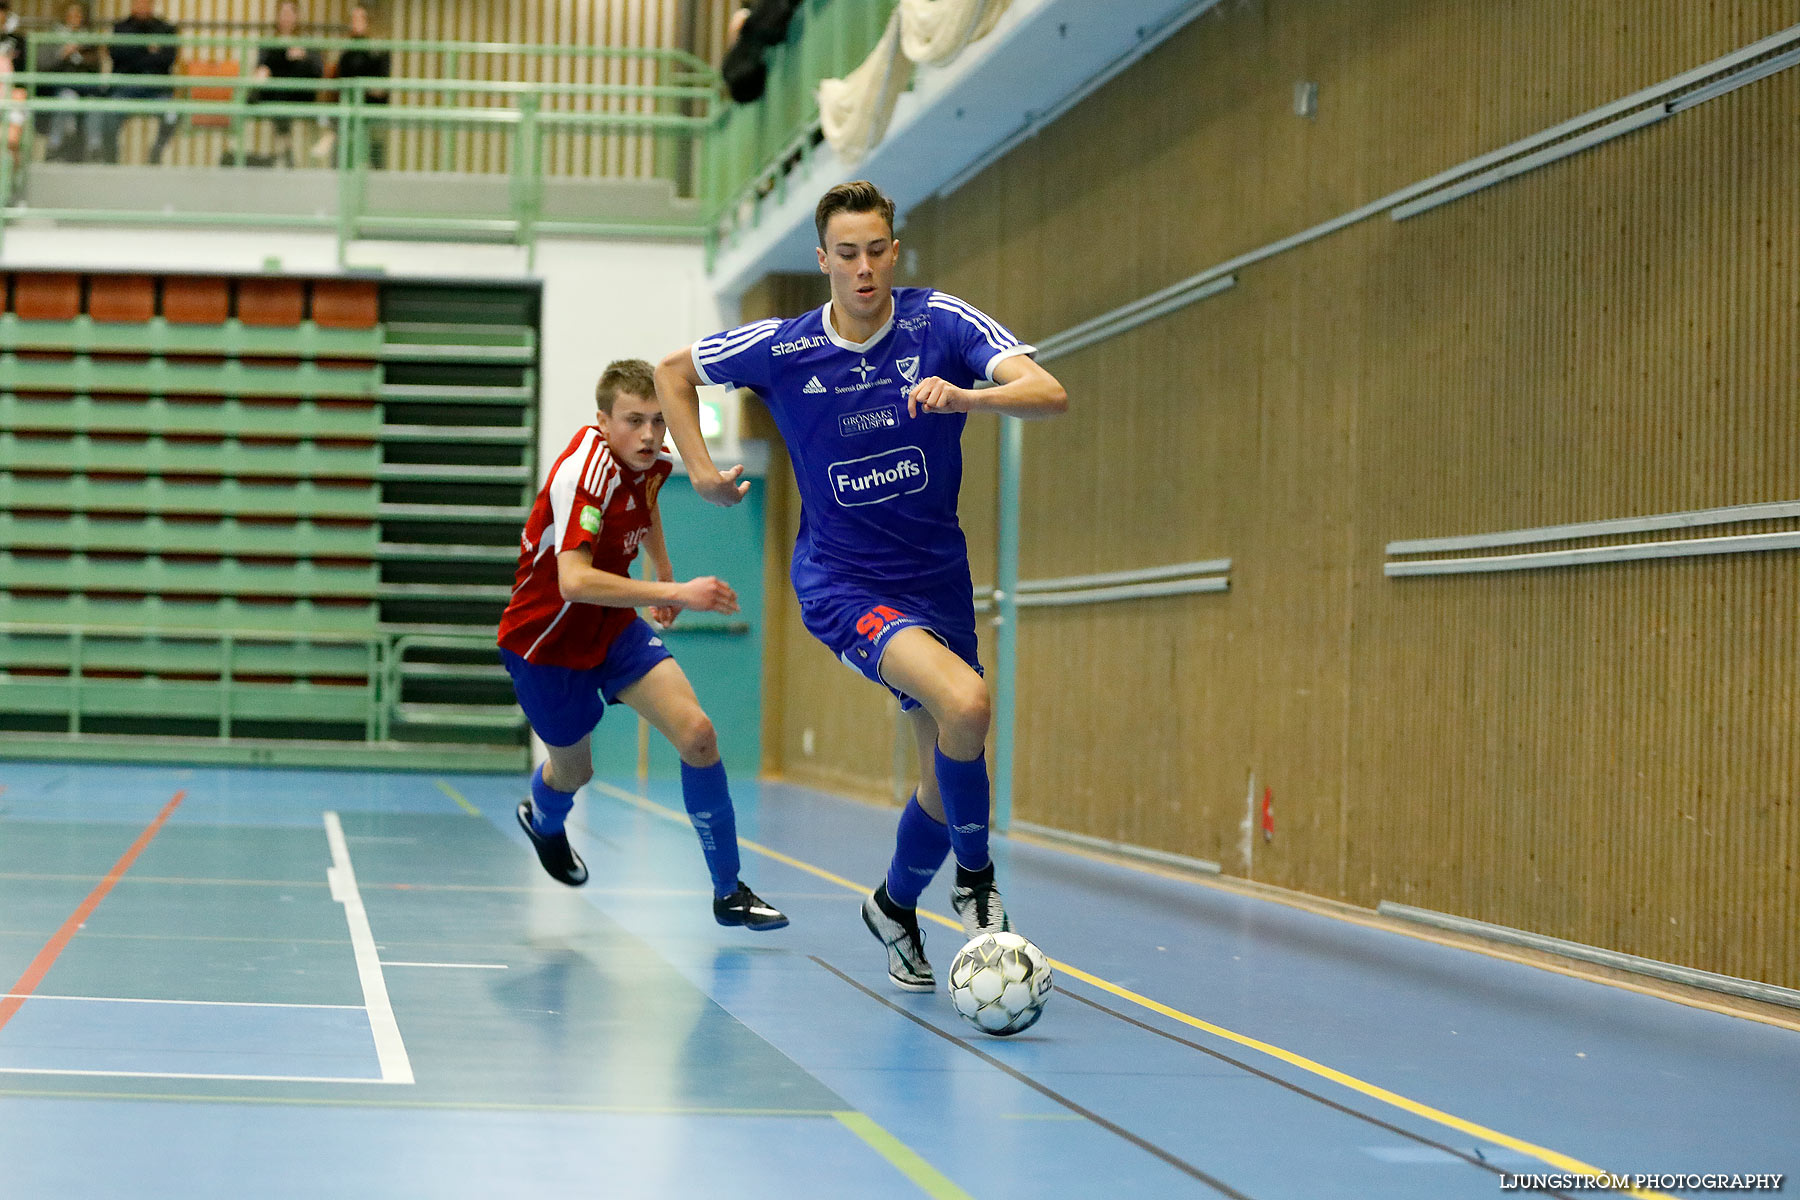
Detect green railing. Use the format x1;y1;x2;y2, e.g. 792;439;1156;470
702;0;899;248
2;14;907;256
5;32;724;258
0;621;520;750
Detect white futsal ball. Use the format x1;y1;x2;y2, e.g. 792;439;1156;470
947;931;1053;1036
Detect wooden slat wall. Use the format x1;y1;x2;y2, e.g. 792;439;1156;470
31;1;728;173
756;0;1800;984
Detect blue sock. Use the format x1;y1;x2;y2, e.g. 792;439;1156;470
680;761;741;899
934;746;992;872
885;791;951;909
530;763;576;835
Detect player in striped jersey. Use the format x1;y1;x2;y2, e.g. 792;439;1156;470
496;359;786;930
655;182;1066;989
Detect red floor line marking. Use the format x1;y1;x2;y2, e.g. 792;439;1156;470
0;791;185;1034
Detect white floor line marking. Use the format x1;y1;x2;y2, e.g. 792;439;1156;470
0;1067;403;1084
377;962;508;970
323;812;414;1086
1;993;365;1011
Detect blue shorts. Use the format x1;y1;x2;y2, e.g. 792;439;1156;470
500;618;673;747
797;575;982;712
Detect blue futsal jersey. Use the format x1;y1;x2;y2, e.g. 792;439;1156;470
691;287;1035;597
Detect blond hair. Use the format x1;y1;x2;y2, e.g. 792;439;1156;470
595;358;657;413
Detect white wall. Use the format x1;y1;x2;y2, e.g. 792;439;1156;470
0;228;729;476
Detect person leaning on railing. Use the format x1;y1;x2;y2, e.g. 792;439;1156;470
320;2;388;167
40;1;104;164
0;2;22;199
103;0;179;165
252;0;323;168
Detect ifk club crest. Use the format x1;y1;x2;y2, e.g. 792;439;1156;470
896;356;921;384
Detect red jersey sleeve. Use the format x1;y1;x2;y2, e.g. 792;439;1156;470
550;439;622;557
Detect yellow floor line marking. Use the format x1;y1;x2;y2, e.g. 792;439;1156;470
834;1111;975;1200
0;1088;843;1117
434;780;483;818
588;779;1673;1198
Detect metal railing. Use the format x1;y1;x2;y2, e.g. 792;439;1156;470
701;0;898;247
0;621;521;747
4;32;724;257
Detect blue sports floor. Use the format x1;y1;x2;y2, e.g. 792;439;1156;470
0;762;1793;1199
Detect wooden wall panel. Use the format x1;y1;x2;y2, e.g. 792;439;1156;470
876;0;1800;984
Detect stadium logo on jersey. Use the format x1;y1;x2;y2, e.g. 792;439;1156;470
803;376;827;394
839;405;899;438
772;334;828;356
829;446;929;507
896;356;921;385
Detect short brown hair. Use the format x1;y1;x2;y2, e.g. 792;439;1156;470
595;358;656;413
814;180;895;247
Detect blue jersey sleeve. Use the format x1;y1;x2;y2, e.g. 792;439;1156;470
925;292;1036;384
690;319;783;392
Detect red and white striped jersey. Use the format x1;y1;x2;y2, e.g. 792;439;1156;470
496;426;673;669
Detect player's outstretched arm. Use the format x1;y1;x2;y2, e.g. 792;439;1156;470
654;347;751;508
908;355;1067;419
556;548;738;615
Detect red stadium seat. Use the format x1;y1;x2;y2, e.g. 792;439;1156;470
164;276;230;325
14;273;82;321
311;280;379;330
237;278;306;327
89;275;157;324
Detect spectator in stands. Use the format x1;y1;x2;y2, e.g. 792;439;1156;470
253;0;323;167
104;0;180;165
41;2;104;163
720;0;801;104
0;2;21;71
0;4;23;200
323;3;389;167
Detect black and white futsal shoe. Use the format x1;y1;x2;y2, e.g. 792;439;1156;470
714;882;789;931
516;800;588;887
949;860;1011;937
862;884;934;992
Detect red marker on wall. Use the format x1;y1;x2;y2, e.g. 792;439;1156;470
1261;786;1274;842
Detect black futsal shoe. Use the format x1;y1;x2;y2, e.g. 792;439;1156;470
714;882;789;931
516;800;588;886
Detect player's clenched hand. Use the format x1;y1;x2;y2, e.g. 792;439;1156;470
908;376;971;418
673;576;739;615
650;604;679;628
695;464;751;507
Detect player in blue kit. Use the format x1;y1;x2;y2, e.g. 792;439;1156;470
654;181;1067;990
